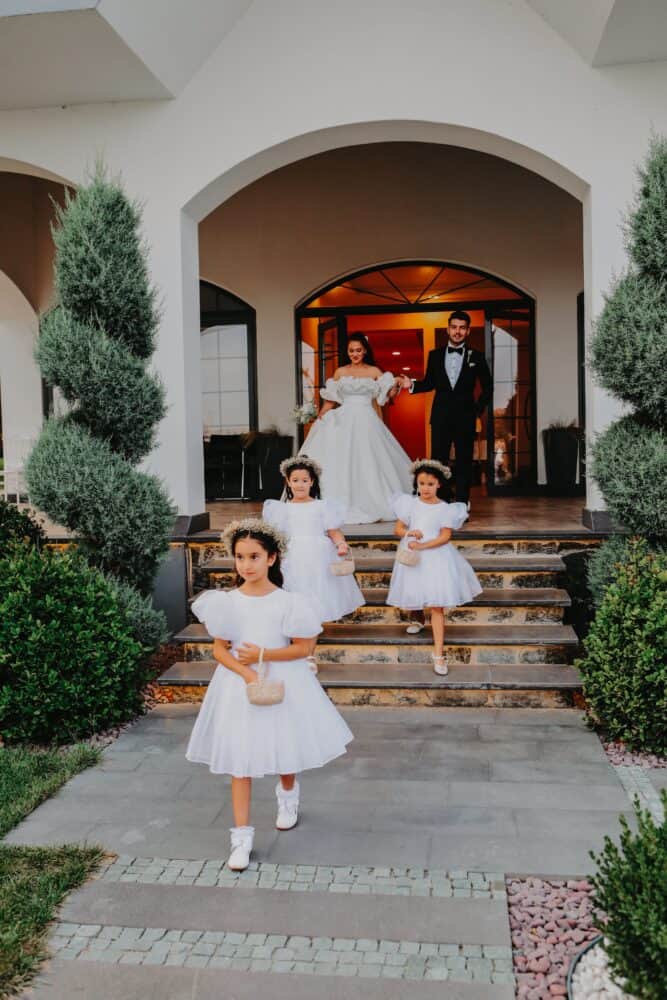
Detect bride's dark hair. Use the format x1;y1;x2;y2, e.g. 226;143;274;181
347;333;377;367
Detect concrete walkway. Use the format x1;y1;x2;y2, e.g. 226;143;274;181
13;705;634;999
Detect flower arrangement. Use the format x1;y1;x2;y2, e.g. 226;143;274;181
293;401;318;424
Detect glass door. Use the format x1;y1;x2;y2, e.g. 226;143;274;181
484;306;536;493
297;315;346;445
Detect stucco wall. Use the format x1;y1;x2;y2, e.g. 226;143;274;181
199;143;583;483
1;0;667;511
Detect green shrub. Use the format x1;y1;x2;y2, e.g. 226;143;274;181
576;538;667;753
0;500;44;550
27;164;173;614
26;419;174;593
0;547;149;744
588;534;667;606
592;273;667;426
626;134;667;283
591;415;667;536
590;791;667;1000
108;577;167;650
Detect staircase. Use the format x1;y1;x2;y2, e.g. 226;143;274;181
159;529;601;709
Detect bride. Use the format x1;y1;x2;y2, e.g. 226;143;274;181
298;334;413;523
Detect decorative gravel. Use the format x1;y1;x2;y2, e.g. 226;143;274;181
571;942;633;999
601;739;667;769
507;876;600;999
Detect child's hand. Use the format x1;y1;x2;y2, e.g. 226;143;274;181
337;542;349;556
244;668;259;685
408;540;423;551
237;642;261;666
407;529;423;539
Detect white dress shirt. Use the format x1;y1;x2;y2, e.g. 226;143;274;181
444;343;465;387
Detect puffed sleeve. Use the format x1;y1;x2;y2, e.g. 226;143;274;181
283;592;324;638
320;378;342;404
191;589;232;638
375;370;396;405
440;501;468;530
321;497;347;530
391;492;415;525
263;498;288;530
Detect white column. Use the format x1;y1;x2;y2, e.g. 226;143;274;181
0;273;42;498
582;174;631;523
142;204;205;516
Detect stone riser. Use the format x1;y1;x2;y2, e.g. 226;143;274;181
187;537;600;563
201;569;563;591
342;605;565;625
157;682;575;708
182;640;571;665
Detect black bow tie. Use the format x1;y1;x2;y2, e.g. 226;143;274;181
447;346;464;355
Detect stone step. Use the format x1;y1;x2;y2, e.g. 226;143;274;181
175;622;578;667
197;553;567;592
157;660;582;708
188;588;570;626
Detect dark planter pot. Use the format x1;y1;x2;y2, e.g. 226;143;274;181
543;427;580;494
252;434;293;500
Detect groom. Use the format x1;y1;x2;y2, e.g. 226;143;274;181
400;310;492;511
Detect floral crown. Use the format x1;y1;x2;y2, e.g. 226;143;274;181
279;454;322;480
221;517;289;558
409;458;452;480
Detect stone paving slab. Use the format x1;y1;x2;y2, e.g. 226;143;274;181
58;882;511;946
49;922;513;984
23;960;515;999
5;705;628;875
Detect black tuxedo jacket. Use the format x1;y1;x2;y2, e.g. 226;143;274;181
411;346;492;426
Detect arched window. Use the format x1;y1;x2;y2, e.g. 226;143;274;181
200;280;257;435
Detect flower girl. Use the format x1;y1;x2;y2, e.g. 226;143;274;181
186;518;353;871
263;456;364;624
387;460;482;675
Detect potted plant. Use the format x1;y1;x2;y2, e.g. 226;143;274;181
542;420;582;493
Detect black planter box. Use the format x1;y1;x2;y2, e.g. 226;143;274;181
542;427;581;495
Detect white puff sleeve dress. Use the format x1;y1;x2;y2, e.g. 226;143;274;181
185;588;353;778
263;499;364;622
386;495;483;610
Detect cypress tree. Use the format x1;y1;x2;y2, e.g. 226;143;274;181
26;167;174;644
588;136;667;594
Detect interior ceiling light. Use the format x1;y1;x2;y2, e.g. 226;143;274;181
392;351;401;356
402;366;410;371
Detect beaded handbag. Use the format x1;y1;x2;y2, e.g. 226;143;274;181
246;647;285;706
331;558;355;576
397;546;420;566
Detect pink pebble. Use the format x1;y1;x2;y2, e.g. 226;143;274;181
528;957;550;974
549;986;566;996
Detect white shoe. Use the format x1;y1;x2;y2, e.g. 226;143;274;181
227;826;254;871
275;781;300;831
406;621;424;634
432;653;449;676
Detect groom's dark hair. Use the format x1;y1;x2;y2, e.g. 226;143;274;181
448;310;471;328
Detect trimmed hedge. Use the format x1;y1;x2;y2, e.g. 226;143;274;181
576;538;667;754
591;416;667;536
0;547;150;744
0;500;44;550
591;791;667;1000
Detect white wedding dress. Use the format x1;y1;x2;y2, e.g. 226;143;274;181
299;373;413;523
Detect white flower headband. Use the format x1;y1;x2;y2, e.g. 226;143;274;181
221;517;289;558
409;458;452;480
279;454;323;480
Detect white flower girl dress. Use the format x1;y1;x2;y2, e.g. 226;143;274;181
186;588;353;778
387;495;483;610
263;498;364;622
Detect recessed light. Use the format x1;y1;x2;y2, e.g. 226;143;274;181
392;351;401;356
402;366;410;371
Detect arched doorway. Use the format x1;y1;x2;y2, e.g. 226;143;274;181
296;260;536;494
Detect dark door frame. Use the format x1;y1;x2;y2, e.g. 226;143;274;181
200;279;258;432
294;262;537;494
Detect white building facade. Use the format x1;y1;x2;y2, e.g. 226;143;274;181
2;0;667;528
